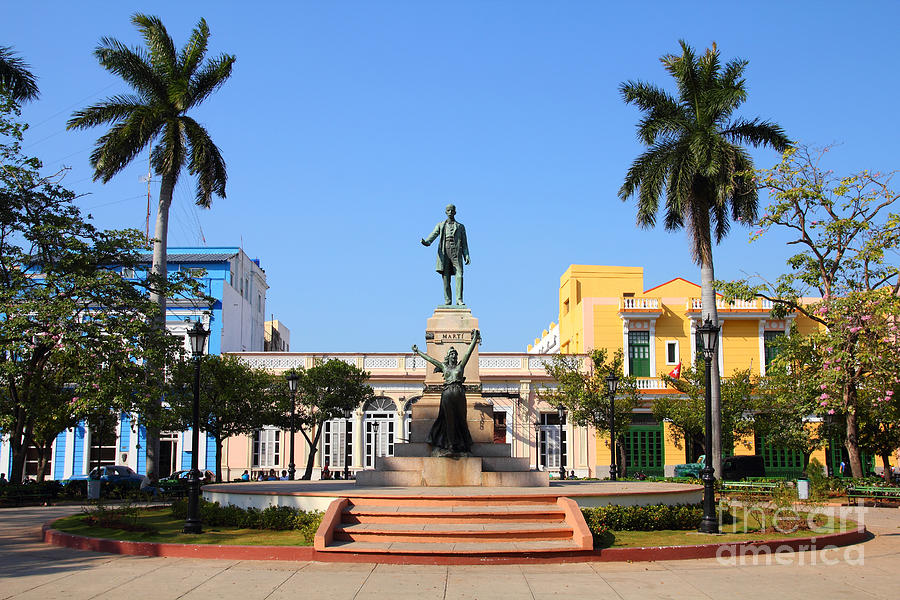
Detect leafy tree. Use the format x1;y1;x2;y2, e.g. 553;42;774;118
619;40;790;476
0;46;38;102
168;354;274;482
753;333;833;472
719;146;900;476
0;97;191;483
540;349;639;475
653;365;756;461
68;14;235;477
267;360;374;480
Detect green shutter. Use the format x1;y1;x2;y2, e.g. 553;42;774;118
623;425;664;476
628;331;650;377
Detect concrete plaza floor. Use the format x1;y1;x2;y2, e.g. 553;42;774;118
1;503;898;599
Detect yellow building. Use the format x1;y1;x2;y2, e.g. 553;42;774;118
545;265;828;477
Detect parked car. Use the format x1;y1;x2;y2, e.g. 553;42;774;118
722;455;766;480
673;455;706;478
159;469;214;488
63;465;144;494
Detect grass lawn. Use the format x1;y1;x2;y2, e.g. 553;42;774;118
53;509;313;546
605;508;856;549
53;506;856;550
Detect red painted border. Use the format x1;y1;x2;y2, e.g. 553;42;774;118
42;520;868;565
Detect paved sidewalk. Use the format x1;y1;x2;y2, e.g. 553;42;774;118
1;503;897;599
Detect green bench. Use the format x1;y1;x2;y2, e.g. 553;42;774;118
719;480;780;496
846;485;900;502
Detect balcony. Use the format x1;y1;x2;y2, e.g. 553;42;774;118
619;296;663;315
687;297;777;314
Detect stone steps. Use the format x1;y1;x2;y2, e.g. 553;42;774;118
315;496;593;556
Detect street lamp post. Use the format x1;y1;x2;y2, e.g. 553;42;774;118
183;320;208;535
697;317;720;534
556;404;566;480
343;407;352;480
533;420;541;471
606;374;620;481
285;371;300;481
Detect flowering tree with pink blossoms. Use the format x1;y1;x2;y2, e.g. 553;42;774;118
720;146;900;477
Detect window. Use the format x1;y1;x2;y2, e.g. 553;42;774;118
539;412;566;469
764;331;785;367
665;341;679;365
323;419;353;469
252;429;280;468
628;331;650;377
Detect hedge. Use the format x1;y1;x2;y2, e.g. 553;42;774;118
580;503;704;534
170;499;322;543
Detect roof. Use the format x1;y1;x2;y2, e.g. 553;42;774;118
137;252;237;264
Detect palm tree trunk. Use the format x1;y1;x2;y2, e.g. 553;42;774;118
145;172;175;478
700;252;723;479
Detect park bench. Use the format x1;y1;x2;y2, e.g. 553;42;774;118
719;480;780;496
846;485;900;503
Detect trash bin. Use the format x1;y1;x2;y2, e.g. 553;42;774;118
797;477;809;500
87;480;101;500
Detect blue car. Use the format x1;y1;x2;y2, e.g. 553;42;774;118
64;465;144;493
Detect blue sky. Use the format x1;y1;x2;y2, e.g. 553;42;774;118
5;2;899;351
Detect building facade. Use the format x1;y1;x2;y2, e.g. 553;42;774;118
2;247;269;481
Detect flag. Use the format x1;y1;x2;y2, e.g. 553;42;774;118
668;362;682;379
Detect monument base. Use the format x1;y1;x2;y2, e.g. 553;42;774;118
355;305;548;487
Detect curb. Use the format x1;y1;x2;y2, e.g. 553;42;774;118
41;519;868;565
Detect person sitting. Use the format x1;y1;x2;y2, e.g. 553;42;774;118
256;472;264;481
240;470;250;481
321;462;331;480
279;470;289;481
0;473;7;485
140;470;159;498
267;469;278;481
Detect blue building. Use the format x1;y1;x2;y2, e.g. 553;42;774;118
1;247;269;481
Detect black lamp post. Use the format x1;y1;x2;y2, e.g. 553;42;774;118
533;420;541;471
285;371;300;480
183;320;208;535
556;404;566;480
343;407;352;480
606;373;620;481
697;317;720;534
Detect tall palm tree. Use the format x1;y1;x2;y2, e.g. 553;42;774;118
0;46;39;102
618;41;790;476
68;14;235;476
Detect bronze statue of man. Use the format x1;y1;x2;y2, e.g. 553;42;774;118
421;204;470;306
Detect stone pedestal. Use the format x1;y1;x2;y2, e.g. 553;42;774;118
355;306;549;487
408;307;493;445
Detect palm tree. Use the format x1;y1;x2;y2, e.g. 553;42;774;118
0;46;39;102
618;41;790;477
68;14;235;476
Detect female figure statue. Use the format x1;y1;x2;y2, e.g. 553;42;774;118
411;329;480;455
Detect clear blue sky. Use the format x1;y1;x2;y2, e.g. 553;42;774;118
5;2;899;351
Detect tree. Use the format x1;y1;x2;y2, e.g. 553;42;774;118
719;146;900;476
752;333;833;473
0;46;38;102
653;365;755;460
619;41;790;476
540;349;639;476
68;14;235;477
168;354;274;482
0;97;191;483
267;360;374;480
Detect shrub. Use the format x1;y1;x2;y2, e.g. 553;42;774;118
580;503;704;533
169;499;322;542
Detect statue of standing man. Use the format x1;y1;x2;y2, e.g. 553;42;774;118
421;204;469;306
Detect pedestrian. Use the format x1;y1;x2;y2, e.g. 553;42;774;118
240;470;250;481
140;470;159;498
0;473;7;484
321;461;330;480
